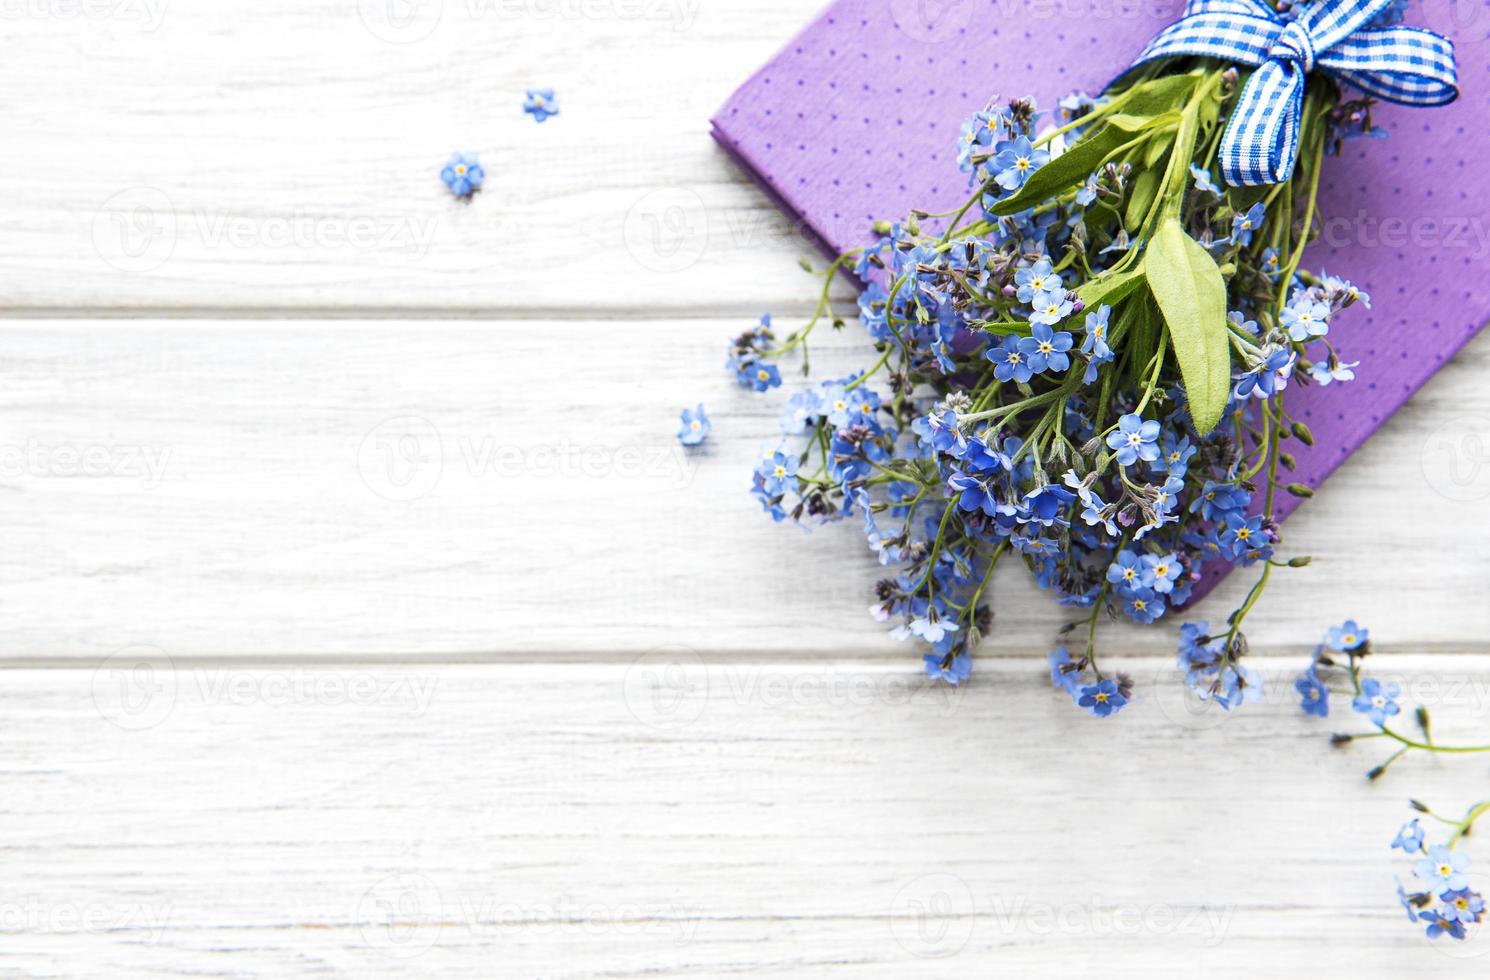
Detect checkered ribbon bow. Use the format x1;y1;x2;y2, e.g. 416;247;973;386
1132;0;1458;186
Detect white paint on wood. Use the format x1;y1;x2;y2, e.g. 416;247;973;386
3;660;1488;976
1;321;1487;661
0;0;853;315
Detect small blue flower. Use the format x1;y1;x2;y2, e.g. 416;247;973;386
1022;483;1076;527
1191;481;1250;521
1015;258;1062;304
1212;664;1264;710
1220;512;1267;561
1048;646;1081;696
1295;671;1329;717
1075;171;1100;206
990;136;1049;191
1320;272;1372;309
1231;202;1265;246
677;404;710;446
987;341;1035;384
1122;586;1165;624
1392;818;1425;854
755;450;799;495
1422;910;1468;940
440;153;485;198
1309;359;1358;385
1143;553;1183;594
1439;888;1486;925
1415;845;1472;896
780;389;821;434
1105;413;1161;467
1178;621;1222;668
1352;677;1401;727
1018;323;1074;373
911;612;959;644
924;652;973;685
1280;298;1331;341
1234;345;1294;400
1077;678;1129;717
1327;620;1369;652
1027;290;1074;327
746;362;782;393
1188;163;1221;197
1080;304;1114;384
1154;435;1195;478
523;88;559;122
1106;548;1151;592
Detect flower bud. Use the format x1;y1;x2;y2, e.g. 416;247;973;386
1285;483;1314;498
1291;422;1315;445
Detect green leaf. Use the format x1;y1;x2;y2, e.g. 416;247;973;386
1111;72;1202;118
1124;167;1161;230
1075;267;1145;312
1145;218;1231;435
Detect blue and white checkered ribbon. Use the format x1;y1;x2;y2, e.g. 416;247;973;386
1131;0;1458;186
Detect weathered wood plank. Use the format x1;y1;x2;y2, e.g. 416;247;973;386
1;321;1487;660
3;659;1487;976
0;0;852;315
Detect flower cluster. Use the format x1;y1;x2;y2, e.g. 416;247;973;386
1294;620;1490;780
1392;802;1487;943
728;63;1376;712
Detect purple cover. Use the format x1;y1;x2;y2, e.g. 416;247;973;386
713;0;1490;597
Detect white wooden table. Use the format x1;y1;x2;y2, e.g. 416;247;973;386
3;2;1490;975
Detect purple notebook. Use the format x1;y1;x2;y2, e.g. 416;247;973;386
713;0;1489;598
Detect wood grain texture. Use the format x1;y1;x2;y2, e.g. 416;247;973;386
1;320;1488;661
0;0;856;316
5;659;1490;977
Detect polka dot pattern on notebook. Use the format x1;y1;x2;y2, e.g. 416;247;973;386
712;0;1490;580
